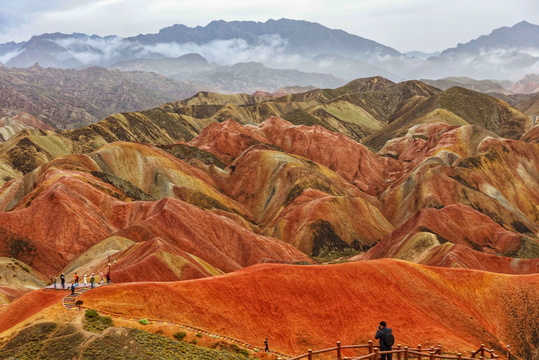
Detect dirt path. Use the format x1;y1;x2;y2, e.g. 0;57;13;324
61;285;290;358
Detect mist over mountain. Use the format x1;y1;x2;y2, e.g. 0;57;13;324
129;19;401;59
0;19;538;88
420;77;511;94
0;19;401;75
441;21;539;56
110;53;346;93
110;53;216;76
405;51;441;59
408;21;539;80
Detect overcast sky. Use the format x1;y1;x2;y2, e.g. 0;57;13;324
1;0;538;53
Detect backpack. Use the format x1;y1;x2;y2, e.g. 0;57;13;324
384;332;395;347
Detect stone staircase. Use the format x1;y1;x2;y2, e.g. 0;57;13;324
62;287;90;310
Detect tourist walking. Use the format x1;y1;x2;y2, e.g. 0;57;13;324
375;321;395;360
264;338;270;352
60;273;65;288
106;272;111;284
90;274;95;289
74;273;79;285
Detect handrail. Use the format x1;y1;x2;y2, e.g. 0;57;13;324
283;342;507;360
470;344;498;359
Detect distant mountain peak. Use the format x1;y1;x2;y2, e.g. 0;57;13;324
511;20;536;29
177;53;208;63
439;20;539;58
28;62;44;70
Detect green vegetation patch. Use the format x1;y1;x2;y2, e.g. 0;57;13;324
0;323;85;360
310;220;358;258
1;322;57;352
83;328;251;360
91;171;155;201
159;143;226;169
84;309;114;333
211;341;250;357
173;331;187;341
283;109;337;131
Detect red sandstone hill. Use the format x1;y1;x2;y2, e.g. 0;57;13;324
357;204;539;274
1;114;539;286
78;260;539;359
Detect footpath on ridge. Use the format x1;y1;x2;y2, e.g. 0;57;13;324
55;283;290;358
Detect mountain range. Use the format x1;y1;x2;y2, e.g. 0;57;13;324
112;54;346;93
1;17;539;360
1;19;539;81
0;61;537;144
0;63;210;131
1;77;539;358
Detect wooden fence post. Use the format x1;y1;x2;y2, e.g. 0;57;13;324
480;344;485;358
337;341;342;360
417;345;422;360
429;351;435;360
438;344;443;355
404;346;409;360
373;348;379;360
369;340;374;354
507;345;511;360
308;349;313;360
457;353;462;360
397;344;402;360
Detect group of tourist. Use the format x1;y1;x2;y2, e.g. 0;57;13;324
51;271;112;290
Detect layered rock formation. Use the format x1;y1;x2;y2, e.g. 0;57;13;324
1;76;538;358
0;77;537;284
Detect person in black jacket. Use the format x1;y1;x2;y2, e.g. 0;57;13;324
375;321;394;360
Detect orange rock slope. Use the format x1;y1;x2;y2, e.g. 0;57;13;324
2;114;539;284
0;289;65;333
80;260;539;359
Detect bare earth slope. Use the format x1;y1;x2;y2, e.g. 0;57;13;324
80;260;539;359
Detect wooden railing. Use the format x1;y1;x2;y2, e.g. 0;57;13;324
283;341;511;360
